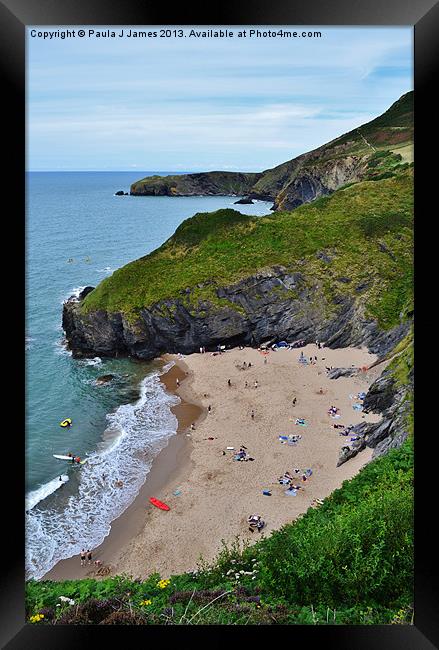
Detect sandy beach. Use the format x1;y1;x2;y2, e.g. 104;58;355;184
43;343;387;582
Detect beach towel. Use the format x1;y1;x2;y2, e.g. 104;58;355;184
285;488;297;496
305;469;313;477
353;404;363;411
173;489;182;496
331;414;341;419
262;490;272;496
358;392;366;400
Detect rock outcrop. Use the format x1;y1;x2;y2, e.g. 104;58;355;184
336;355;413;466
327;367;359;379
62;266;410;362
130;172;261;197
234;198;254;204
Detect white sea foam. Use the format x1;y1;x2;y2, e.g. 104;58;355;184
96;267;114;275
53;338;71;357
83;357;102;367
26;475;69;512
25;337;36;350
25;370;179;580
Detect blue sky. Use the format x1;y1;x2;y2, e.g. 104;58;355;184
27;26;413;172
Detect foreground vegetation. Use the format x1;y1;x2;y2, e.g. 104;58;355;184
27;428;413;625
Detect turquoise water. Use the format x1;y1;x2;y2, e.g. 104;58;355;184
25;171;271;578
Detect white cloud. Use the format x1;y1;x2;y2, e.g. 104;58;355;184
27;26;412;170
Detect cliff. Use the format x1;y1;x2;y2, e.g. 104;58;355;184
130;171;262;197
130;91;413;211
63;93;413;459
64;168;413;361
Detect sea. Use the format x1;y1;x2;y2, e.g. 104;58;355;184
25;171;271;580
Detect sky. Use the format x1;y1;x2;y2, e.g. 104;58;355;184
27;26;413;172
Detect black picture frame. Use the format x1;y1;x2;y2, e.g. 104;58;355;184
2;0;436;646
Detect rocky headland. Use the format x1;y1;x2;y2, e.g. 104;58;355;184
64;91;413;462
129;92;413;212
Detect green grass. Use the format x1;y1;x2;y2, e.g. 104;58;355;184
82;170;413;331
26;437;413;625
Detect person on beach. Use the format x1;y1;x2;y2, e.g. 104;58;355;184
245;381;248;388
115;479;123;488
292;397;297;406
208;405;212;413
251;409;255;419
87;550;92;565
248;362;252;368
176;378;180;387
248;514;265;532
80;549;86;566
191;423;196;430
254;380;258;389
242;361;247;369
228;379;231;387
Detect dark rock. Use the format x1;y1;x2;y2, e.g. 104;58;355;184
78;286;95;301
96;374;115;384
337;439;366;466
316;251;333;264
62;266;410;364
355;281;370;293
337;354;413;464
336;276;351;284
115;190;125;196
378;241;397;261
234;198;254;204
327;367;358;379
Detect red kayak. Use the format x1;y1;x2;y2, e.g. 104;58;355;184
149;497;170;511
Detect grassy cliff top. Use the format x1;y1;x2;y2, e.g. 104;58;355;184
83;167;413;329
